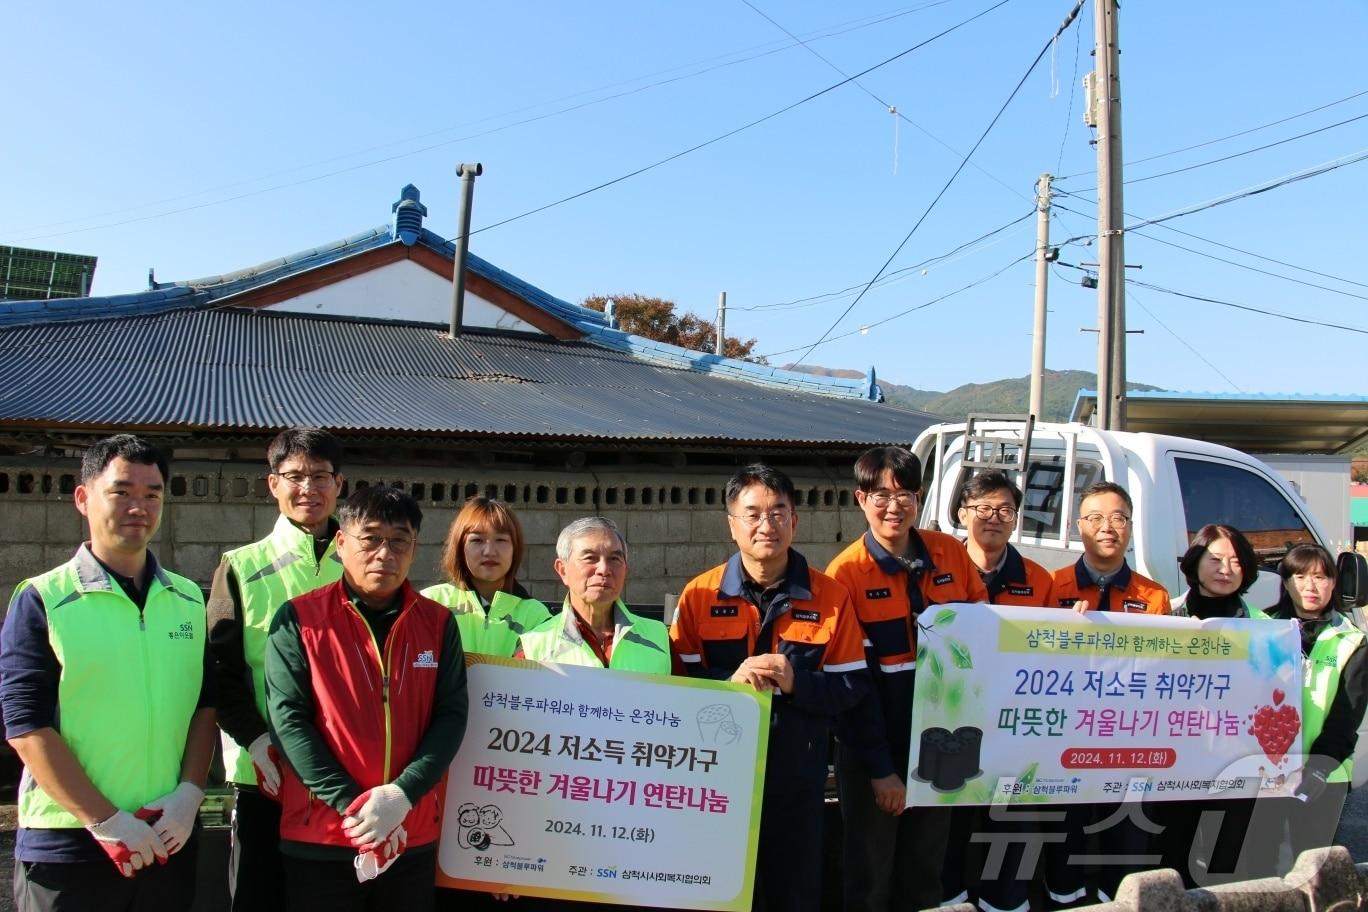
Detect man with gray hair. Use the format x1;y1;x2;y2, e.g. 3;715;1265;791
517;517;670;674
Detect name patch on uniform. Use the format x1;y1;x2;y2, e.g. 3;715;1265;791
791;610;821;623
932;573;954;586
1122;599;1148;613
1007;586;1033;597
167;621;195;641
1058;597;1079;608
710;605;739;617
412;649;438;669
865;588;892;599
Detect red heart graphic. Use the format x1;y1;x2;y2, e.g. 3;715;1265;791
1273;689;1285;706
1250;701;1299;765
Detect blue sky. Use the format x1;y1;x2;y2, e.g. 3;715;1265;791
4;1;1367;395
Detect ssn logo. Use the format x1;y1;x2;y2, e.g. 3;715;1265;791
596;867;618;879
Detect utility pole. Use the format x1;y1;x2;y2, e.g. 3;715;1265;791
1094;0;1126;429
449;162;483;339
1030;173;1053;421
714;291;727;356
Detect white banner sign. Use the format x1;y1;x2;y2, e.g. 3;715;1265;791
907;605;1303;806
437;656;770;910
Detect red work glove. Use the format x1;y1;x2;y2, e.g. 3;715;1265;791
86;808;168;878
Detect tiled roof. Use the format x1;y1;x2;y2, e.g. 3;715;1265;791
0;308;935;445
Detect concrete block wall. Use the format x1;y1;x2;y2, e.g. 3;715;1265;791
0;457;870;609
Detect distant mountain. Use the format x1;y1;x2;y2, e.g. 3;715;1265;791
780;366;1160;422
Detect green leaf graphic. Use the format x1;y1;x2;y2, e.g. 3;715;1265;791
1018;762;1039;790
927;650;944;680
924;678;944;706
967;782;993;804
933;608;958;627
916;642;927;663
948;639;973;670
945;681;964;713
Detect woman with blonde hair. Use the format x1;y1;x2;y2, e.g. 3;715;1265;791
422;497;549;657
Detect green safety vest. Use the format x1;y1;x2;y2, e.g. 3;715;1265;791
16;547;206;829
1250;604;1365;783
220;514;342;784
1302;613;1365;783
518;600;671;674
419;583;550;658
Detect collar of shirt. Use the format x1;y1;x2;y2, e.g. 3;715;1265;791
1074;557;1132;593
719;549;813;602
570;609;615;665
863;528;935;578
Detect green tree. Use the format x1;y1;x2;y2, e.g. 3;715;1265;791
583;293;762;361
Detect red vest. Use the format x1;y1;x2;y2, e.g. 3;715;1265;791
277;580;451;849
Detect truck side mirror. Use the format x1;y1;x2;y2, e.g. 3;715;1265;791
1337;551;1368;609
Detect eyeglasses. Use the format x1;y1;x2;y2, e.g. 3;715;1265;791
866;491;917;509
346;532;415;554
274;471;337;491
1081;512;1131;530
963;503;1018;522
728;510;792;529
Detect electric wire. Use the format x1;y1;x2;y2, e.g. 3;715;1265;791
762;252;1033;358
1058;87;1368;180
6;1;964;239
1065;111;1368;194
1125;289;1243;391
783;0;1086;366
1127;279;1368;336
465;0;1016;239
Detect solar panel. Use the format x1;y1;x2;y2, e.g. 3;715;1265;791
0;245;98;300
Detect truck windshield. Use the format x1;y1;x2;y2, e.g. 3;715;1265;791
1174;456;1314;564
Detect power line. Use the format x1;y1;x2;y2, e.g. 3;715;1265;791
735;209;1033;311
786;0;1086;366
6;2;962;240
1052;200;1368;302
737;0;1035;205
1128;279;1368;336
762;252;1033;358
1054;146;1368;241
1053;17;1083;176
1058;87;1368;180
464;0;1016;238
1066;111;1368;194
1125;289;1243;392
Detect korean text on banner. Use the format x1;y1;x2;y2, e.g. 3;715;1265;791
906;604;1302;807
437;655;771;910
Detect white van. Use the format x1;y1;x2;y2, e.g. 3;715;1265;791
911;417;1363;611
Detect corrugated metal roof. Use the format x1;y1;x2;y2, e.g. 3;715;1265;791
0;308;936;445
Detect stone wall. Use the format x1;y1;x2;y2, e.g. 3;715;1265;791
0;456;869;609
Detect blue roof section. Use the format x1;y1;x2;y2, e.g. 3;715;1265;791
0;184;876;400
1071;388;1368;422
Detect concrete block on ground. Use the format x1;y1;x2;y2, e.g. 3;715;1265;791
1286;845;1359;911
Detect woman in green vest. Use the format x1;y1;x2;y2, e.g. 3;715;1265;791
1263;543;1368;870
422;496;550;657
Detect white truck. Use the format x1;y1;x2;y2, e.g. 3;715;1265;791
911;417;1368;613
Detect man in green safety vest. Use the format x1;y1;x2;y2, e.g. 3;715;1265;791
207;427;345;911
518;516;670;674
1;434;217;910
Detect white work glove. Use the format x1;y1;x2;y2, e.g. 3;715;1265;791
354;824;407;882
248;733;282;797
143;781;204;854
342;784;412;849
86;809;168;877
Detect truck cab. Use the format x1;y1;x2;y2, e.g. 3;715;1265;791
912;417;1331;609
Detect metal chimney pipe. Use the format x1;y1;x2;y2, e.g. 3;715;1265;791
450;162;483;338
